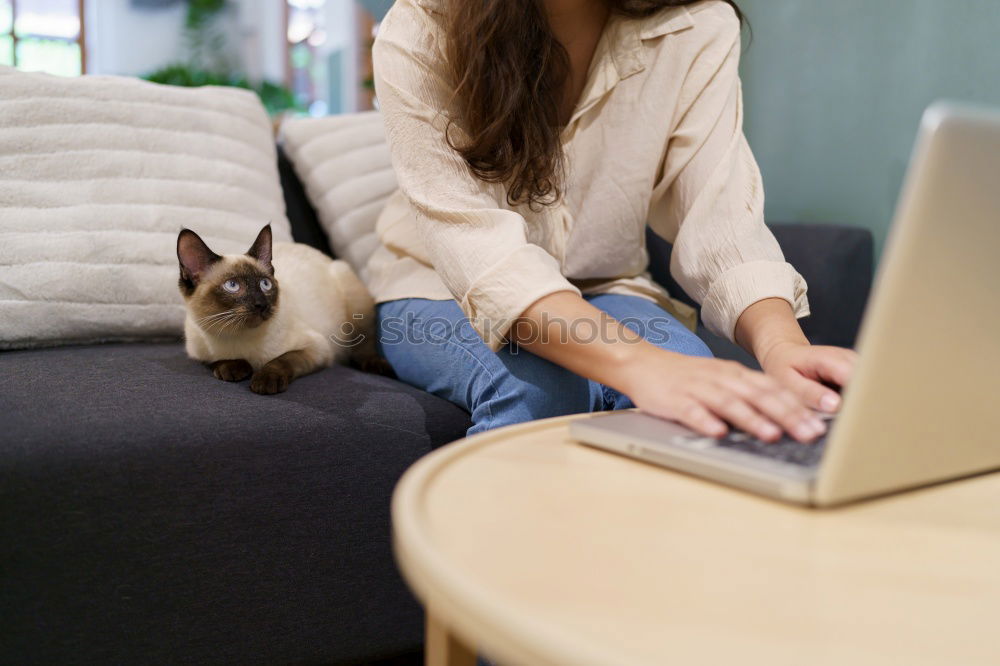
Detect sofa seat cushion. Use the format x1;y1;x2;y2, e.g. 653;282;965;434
0;342;471;665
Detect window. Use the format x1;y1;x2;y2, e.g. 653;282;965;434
0;2;12;66
2;0;85;76
284;0;379;116
285;0;329;115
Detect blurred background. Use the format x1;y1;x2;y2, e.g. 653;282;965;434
1;0;391;114
3;0;999;258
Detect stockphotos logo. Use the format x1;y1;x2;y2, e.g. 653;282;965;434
331;311;674;352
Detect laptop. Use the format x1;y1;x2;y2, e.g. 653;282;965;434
570;102;1000;507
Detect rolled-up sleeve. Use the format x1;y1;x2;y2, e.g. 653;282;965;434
648;6;809;342
373;4;579;350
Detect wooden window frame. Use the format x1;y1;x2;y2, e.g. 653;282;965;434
5;0;87;74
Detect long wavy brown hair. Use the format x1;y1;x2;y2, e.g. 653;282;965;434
444;0;743;208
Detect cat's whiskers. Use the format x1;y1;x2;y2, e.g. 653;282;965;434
198;308;242;333
216;309;251;335
197;309;237;324
207;318;233;333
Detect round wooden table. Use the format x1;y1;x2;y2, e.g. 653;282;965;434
392;413;1000;666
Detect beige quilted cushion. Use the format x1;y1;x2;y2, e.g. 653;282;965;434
279;112;398;282
0;66;293;349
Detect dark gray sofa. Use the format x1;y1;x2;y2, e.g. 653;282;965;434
0;149;874;665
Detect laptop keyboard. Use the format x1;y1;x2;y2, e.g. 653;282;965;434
714;430;828;467
675;413;834;468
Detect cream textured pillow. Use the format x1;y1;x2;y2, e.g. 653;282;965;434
279;112;397;282
0;66;292;350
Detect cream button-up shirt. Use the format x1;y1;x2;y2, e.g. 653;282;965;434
366;0;809;351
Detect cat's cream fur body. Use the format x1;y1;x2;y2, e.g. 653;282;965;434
184;242;373;371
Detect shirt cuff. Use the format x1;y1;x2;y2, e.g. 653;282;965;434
459;244;581;352
700;260;810;342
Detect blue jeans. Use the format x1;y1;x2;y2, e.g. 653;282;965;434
377;294;713;435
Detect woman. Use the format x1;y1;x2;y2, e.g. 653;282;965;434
368;0;857;441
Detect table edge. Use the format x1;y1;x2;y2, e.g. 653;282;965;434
392;413;620;666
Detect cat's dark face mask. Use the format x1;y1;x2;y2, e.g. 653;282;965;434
177;224;280;333
216;265;279;327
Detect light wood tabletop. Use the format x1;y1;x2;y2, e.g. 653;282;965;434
391;412;1000;666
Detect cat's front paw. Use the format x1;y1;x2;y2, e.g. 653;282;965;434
250;367;291;395
211;359;252;382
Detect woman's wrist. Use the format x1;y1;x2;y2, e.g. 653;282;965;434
755;339;804;372
734;298;810;366
612;339;673;396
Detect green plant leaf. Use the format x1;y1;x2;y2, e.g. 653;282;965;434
186;0;227;30
143;63;302;116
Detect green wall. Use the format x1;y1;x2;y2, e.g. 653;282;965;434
737;0;1000;256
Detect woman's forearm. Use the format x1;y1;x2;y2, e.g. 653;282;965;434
514;294;809;395
511;291;657;394
734;298;809;365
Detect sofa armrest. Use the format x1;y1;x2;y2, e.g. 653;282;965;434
646;223;874;364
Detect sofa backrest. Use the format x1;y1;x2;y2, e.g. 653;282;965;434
279;112;396;283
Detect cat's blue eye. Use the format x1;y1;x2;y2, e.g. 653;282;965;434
222;279;241;293
260;278;273;292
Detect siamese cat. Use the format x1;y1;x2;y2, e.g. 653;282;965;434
177;224;377;394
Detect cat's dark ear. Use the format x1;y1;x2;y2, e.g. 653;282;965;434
246;224;273;275
177;229;221;294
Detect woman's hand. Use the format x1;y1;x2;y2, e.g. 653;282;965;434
621;349;827;443
758;341;858;413
515;292;828;443
732;298;858;415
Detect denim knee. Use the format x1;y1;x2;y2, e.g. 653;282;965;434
377;299;602;436
656;325;713;358
585;293;713;359
467;346;600;434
